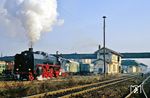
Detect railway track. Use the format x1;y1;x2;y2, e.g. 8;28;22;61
125;75;150;98
0;75;127;88
141;75;150;98
25;75;136;98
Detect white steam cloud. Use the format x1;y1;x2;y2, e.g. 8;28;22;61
0;0;63;46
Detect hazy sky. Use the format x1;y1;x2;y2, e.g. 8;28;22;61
0;0;150;66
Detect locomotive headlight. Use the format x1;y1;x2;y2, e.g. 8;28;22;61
16;68;19;71
28;68;31;71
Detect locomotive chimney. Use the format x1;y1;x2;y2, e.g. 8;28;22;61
29;41;33;52
29;48;33;52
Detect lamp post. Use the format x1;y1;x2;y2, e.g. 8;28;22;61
103;16;106;77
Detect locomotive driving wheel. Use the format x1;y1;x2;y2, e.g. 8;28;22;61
28;72;34;81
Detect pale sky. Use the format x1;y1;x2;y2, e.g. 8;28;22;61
0;0;150;67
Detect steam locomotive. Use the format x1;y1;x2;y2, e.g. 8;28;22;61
13;48;66;80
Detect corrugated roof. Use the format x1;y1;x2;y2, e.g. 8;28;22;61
121;60;139;66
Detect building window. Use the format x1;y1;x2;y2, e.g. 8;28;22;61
118;56;120;62
113;65;116;71
109;65;111;72
83;59;91;64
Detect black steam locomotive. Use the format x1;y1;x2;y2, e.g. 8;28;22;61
13;48;63;80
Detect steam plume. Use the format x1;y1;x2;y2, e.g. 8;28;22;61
0;0;62;45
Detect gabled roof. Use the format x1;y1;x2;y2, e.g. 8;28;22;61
95;47;123;57
59;54;97;59
139;63;148;67
121;60;139;66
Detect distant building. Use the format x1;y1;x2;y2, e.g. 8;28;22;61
0;61;6;74
139;63;148;73
121;60;145;73
0;56;14;73
93;47;122;74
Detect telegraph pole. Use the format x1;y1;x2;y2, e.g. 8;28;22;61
103;16;106;77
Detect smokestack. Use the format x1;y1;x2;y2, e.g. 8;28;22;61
98;45;101;50
29;41;33;52
29;48;33;52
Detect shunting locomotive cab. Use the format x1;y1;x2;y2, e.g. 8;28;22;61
13;48;63;80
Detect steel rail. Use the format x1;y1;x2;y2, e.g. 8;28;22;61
125;75;150;98
60;77;135;98
141;75;150;98
24;75;136;98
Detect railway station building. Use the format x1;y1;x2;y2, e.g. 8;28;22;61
93;47;122;74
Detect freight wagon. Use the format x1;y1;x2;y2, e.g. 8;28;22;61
61;60;80;74
80;64;94;74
